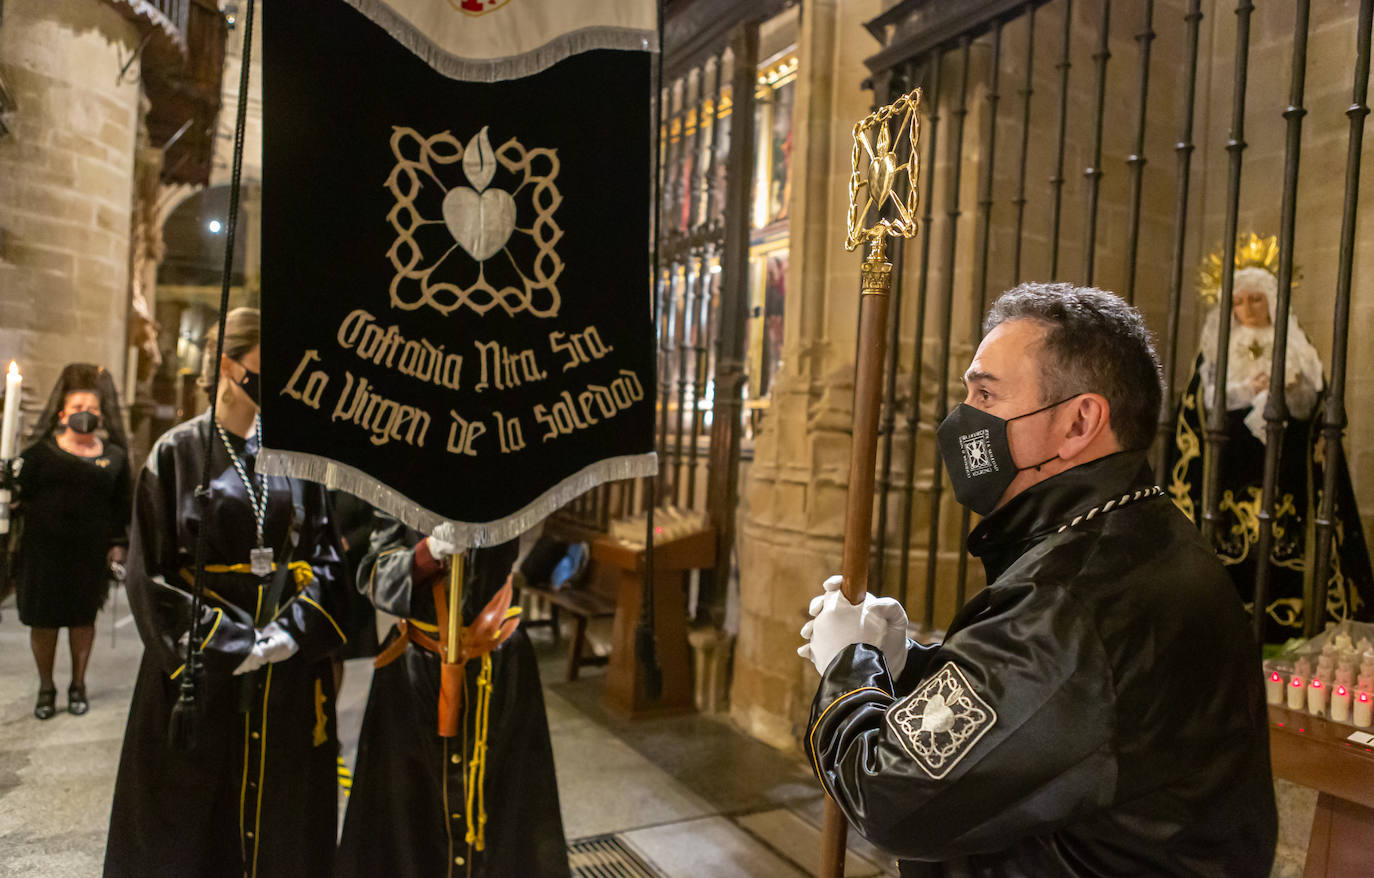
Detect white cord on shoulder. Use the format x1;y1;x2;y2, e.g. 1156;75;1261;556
1057;485;1164;534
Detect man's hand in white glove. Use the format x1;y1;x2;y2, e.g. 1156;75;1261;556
233;622;300;675
797;574;909;678
427;521;457;559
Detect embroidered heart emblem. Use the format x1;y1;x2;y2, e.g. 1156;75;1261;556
920;693;956;733
867;152;897;208
442;187;516;263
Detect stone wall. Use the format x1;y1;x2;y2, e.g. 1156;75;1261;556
731;0;1374;753
0;0;140;423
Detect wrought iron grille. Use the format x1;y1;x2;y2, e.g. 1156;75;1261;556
863;0;1372;640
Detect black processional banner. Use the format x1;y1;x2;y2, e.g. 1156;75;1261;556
259;0;658;546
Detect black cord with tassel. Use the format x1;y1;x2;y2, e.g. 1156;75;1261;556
169;0;257;751
637;489;663;703
634;0;668;705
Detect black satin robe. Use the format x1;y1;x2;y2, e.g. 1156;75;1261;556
337;516;569;878
104;414;349;878
809;453;1277;877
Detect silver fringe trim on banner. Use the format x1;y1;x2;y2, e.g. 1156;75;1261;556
342;0;656;82
257;447;658;548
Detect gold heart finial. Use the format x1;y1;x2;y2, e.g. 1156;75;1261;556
845;87;923;253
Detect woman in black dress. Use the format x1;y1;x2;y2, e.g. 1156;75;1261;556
104;308;351;878
15;364;131;719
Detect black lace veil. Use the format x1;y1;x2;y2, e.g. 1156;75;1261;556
26;363;129;452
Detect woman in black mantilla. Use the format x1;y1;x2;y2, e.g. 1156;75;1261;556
337;516;569;878
105;308;350;878
14;364;131;719
1167;237;1374;644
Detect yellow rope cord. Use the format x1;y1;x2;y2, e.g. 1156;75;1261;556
203;561;314;591
464;652;493;851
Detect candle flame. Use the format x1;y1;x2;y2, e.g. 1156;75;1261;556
7;361;17;378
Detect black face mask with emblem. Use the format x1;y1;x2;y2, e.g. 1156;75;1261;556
935;396;1079;516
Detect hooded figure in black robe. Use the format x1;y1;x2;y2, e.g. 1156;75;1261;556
337;515;569;878
104;413;349;878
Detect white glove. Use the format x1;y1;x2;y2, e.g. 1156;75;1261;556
233;622;299;675
797;574;909;678
427;521;457;559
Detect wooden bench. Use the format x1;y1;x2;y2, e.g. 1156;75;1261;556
517;563;617;683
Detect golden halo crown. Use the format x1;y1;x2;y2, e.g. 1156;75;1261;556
1198;233;1291;306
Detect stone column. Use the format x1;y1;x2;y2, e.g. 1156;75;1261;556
0;0;141;417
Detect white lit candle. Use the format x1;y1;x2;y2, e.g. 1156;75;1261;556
1307;677;1329;717
1355;689;1373;729
1265;669;1285;705
0;361;21;461
1332;684;1352;724
1287;675;1306;711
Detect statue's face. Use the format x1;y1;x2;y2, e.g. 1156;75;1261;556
1233;288;1271;328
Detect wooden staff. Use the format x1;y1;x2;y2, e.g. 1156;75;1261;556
820;87;922;878
439;551;464;737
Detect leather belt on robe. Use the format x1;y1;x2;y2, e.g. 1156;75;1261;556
372;578;520;856
372;581;520;669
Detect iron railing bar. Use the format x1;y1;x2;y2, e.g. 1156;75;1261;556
1049;0;1073;279
1082;0;1111;284
652;82;680;509
1152;0;1203;483
707;26;760;590
973;22;1003;326
1308;0;1371;639
673;69;709;507
897;52;942;613
956;21;1005;609
1201;0;1254;546
1123;1;1155;306
655;268;676;507
687;51;727;511
1252;0;1309;642
922;36;971;632
1011;3;1036;284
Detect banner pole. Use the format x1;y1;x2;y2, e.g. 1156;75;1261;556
439;550;465;737
819;87;922;878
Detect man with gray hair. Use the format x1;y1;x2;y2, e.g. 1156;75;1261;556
798;284;1276;875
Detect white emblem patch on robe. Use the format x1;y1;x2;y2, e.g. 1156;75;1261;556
885;662;997;779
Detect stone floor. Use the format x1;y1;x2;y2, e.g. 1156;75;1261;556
0;588;898;878
0;588;1314;877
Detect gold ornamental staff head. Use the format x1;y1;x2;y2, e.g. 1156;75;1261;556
845;86;923;257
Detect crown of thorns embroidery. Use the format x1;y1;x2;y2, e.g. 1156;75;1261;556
385;126;564;318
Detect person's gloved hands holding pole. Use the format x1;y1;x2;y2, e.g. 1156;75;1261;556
233;621;299;675
427;521;457;560
798;574;909;678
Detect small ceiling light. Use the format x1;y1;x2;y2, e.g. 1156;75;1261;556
208;219;223;233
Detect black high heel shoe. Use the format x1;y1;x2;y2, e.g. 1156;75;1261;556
67;684;89;716
34;688;57;720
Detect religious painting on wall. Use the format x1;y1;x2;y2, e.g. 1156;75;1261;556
767;78;793;225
